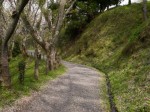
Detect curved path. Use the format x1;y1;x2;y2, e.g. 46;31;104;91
1;62;103;112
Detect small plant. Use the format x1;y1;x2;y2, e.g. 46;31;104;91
12;41;21;57
18;59;26;84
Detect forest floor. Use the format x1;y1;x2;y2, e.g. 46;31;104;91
0;61;108;112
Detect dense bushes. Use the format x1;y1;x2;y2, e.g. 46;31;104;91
59;0;122;48
12;41;21;57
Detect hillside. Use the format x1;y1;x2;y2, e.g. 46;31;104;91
62;3;150;112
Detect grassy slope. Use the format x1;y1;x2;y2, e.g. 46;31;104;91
0;56;66;108
63;3;150;112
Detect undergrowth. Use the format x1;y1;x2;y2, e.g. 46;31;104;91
0;56;66;108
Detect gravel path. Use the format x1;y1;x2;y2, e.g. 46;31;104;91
1;61;103;112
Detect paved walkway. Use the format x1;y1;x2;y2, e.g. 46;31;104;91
1;62;103;112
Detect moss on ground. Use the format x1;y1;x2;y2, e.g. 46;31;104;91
63;3;150;112
0;56;66;108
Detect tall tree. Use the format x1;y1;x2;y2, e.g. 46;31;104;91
0;0;4;86
34;13;42;80
1;0;29;88
34;45;40;80
21;0;76;74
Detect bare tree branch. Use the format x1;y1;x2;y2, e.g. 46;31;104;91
64;0;76;18
21;13;47;51
4;0;29;46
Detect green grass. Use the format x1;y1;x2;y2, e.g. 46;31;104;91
62;3;150;112
0;56;66;108
99;71;110;112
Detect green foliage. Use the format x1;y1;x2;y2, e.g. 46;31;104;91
59;1;99;46
18;59;26;71
77;0;122;11
38;0;46;7
12;41;21;57
59;0;122;48
48;2;59;10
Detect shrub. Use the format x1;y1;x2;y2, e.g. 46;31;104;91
12;41;21;57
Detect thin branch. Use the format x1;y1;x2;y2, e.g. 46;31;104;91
64;0;76;18
32;5;40;26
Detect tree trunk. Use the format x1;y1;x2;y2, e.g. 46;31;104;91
21;43;28;57
53;0;67;45
47;46;58;72
45;48;56;74
50;46;55;70
34;46;39;80
143;0;147;21
55;52;61;68
1;0;29;88
1;44;11;88
9;40;15;59
21;37;28;57
107;6;109;10
46;52;50;75
0;0;4;86
128;0;131;5
50;0;67;70
51;46;60;69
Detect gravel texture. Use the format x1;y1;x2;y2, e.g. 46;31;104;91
1;61;102;112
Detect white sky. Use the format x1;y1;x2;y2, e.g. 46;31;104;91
121;0;150;5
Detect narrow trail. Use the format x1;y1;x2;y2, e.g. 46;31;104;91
1;61;103;112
